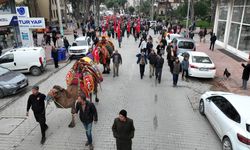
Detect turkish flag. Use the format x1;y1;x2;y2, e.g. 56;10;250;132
136;18;140;33
117;21;121;39
92;46;100;64
127;20;131;33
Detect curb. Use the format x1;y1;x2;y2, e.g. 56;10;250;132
0;59;71;112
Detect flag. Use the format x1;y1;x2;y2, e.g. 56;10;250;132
127;20;131;33
117;20;121;40
92;46;100;64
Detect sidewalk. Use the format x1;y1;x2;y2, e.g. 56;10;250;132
193;35;249;96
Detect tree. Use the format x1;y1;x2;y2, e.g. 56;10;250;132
140;0;151;17
128;6;135;15
194;0;209;19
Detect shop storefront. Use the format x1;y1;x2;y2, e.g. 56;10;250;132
214;0;250;60
0;0;20;49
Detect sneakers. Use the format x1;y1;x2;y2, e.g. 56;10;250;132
89;144;94;150
40;136;46;144
85;141;90;146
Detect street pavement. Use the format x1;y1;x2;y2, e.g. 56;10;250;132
0;30;223;150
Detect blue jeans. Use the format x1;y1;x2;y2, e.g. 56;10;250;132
83;122;93;144
173;73;179;85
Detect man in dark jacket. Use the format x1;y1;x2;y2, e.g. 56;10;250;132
241;61;250;90
156;41;165;55
75;94;98;150
136;52;148;79
51;46;59;68
63;37;70;52
111;50;122;77
26;85;48;144
0;44;3;56
155;54;164;83
112;109;135;150
210;33;217;51
148;50;157;78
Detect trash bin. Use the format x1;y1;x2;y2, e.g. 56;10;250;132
58;47;66;61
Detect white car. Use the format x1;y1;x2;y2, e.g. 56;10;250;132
199;91;250;150
166;33;183;45
69;36;91;59
0;47;46;76
178;51;216;78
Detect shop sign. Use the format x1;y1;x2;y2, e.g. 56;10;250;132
0;14;18;26
18;18;45;28
16;6;30;18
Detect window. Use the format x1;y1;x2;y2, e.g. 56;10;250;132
238;25;250;51
234;0;244;6
219;6;228;20
228;23;240;48
232;6;243;22
243;6;250;24
0;54;14;64
211;96;241;123
217;21;226;42
192;56;212;64
178;41;194;49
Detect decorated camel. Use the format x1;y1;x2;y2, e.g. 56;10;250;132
45;57;103;128
45;36;115;128
96;36;114;74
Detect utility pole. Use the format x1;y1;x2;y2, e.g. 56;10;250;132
151;0;154;20
56;0;64;35
186;0;190;30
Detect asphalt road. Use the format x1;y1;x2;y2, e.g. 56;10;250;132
0;31;221;150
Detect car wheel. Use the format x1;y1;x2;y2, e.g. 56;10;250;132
222;137;233;150
199;99;205;115
0;89;4;98
30;66;42;76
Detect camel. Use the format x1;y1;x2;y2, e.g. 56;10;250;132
46;84;98;128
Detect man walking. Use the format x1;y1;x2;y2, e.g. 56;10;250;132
173;57;181;87
26;85;48;144
210;33;217;51
241;61;250;90
155;54;164;84
136;52;147;79
112;109;135;150
111;50;122;77
0;44;3;56
181;55;189;81
148;50;157;78
75;94;98;150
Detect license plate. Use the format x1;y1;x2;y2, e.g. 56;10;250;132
199;68;208;71
20;83;27;88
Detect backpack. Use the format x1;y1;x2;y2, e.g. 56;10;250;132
140;56;145;65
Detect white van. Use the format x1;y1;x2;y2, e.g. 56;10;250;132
0;47;46;76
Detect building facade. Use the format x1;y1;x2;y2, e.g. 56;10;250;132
0;0;20;49
214;0;250;60
37;0;66;23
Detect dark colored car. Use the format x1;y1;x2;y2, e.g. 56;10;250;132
0;66;28;98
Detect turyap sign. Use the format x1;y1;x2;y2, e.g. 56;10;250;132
18;18;45;28
16;7;45;47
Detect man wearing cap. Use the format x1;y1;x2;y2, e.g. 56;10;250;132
26;85;48;144
112;109;135;150
75;94;98;150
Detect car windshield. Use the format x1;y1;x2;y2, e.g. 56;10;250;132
76;40;88;46
178;41;194;49
0;67;10;76
192;56;212;64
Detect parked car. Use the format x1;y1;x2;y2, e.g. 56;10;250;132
178;51;216;78
199;91;250;150
68;36;91;59
172;37;196;54
0;47;46;76
0;66;28;98
166;33;183;45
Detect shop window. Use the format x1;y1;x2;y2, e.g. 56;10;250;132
234;0;244;6
0;0;12;14
232;6;243;22
247;0;250;5
228;23;240;48
238;25;250;51
219;6;228;20
243;6;250;24
217;21;226;42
